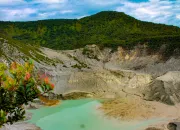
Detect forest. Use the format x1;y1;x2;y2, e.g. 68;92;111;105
0;11;180;55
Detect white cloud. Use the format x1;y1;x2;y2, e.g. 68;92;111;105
34;0;67;4
116;0;179;26
60;10;73;14
87;0;120;6
1;8;37;21
0;0;25;5
38;12;57;19
0;0;179;27
176;15;180;19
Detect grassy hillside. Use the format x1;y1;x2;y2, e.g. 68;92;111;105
0;34;58;64
0;11;180;55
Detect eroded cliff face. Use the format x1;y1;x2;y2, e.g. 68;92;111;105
0;38;26;64
41;44;180;105
2;38;180;105
63;70;152;98
144;71;180;105
105;45;180;78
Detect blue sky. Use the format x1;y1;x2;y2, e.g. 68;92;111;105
0;0;179;27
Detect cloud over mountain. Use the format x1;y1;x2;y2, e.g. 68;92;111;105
0;0;179;27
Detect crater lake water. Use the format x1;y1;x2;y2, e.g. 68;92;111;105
28;99;165;130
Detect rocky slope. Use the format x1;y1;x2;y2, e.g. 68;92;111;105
40;44;180;105
2;36;180;105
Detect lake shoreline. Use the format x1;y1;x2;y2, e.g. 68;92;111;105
2;97;180;130
27;98;180;130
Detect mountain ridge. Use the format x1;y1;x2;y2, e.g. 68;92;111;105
0;11;179;28
0;11;180;57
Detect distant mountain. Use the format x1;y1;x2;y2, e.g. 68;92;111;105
0;11;180;56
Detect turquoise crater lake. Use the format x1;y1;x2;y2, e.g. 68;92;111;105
28;99;165;130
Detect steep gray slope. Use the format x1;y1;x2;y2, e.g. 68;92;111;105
2;38;180;105
41;44;180;105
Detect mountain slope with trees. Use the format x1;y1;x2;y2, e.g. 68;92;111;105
0;11;180;55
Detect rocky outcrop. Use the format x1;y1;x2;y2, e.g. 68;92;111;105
145;127;163;130
143;71;180;105
1;123;41;130
0;38;26;64
62;69;152;98
145;121;180;130
1;111;41;130
62;91;93;100
167;123;177;130
40;45;180;103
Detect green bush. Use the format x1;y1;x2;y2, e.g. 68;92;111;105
0;60;55;127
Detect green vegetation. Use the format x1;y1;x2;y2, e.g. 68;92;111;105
0;11;180;56
0;36;63;65
82;48;99;61
70;56;89;69
0;60;55;127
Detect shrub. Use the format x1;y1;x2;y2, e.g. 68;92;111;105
82;48;100;61
0;60;55;127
